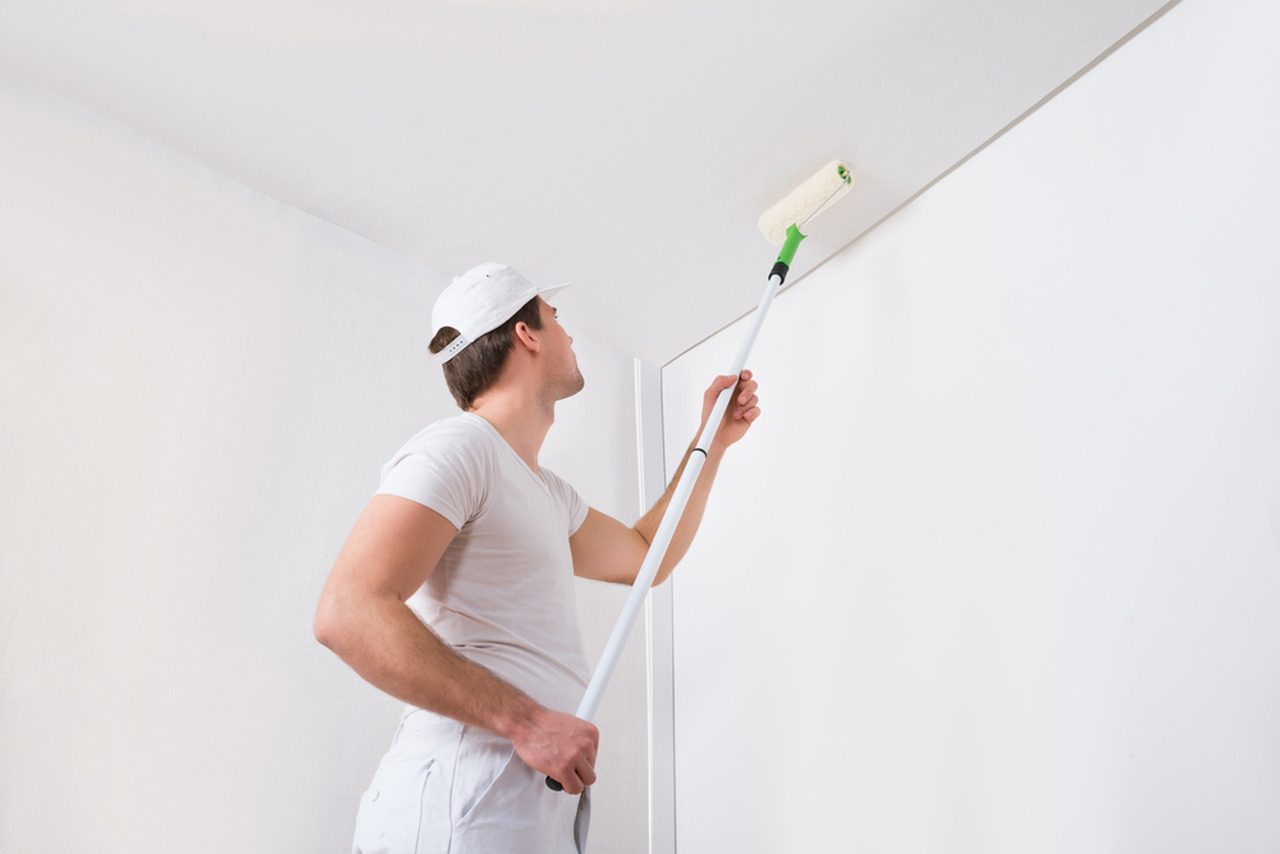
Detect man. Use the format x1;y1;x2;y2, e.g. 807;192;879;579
314;262;760;853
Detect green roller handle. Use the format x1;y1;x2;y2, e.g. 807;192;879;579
769;223;807;283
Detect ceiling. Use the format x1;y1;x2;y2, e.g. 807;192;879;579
0;0;1174;365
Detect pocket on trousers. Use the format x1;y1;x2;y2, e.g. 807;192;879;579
352;719;462;854
573;787;592;854
352;756;435;854
450;727;520;829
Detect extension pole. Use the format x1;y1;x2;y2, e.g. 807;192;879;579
547;224;808;790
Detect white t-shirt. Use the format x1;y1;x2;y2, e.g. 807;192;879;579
375;412;591;715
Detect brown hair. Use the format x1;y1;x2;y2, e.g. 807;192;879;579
429;297;543;410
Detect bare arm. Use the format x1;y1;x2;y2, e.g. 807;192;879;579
571;370;760;585
314;494;598;794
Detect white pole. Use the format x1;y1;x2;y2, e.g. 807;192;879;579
575;271;783;723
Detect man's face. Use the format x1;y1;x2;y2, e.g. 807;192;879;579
538;297;585;400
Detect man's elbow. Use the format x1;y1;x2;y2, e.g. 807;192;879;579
313;594;351;653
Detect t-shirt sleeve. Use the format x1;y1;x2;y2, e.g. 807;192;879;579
375;439;485;530
544;468;589;536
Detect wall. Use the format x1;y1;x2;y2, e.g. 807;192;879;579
660;0;1280;851
0;79;648;853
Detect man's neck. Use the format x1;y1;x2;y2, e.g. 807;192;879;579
468;388;554;472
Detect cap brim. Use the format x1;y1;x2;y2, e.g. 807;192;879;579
538;281;572;301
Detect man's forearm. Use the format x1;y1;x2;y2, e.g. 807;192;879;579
629;371;758;585
632;438;726;585
317;593;599;792
318;593;538;739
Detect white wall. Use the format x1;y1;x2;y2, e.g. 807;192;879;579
660;0;1280;851
0;79;649;853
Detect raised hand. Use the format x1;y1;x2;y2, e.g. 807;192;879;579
701;369;761;450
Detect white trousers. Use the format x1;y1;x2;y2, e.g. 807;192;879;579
352;710;590;854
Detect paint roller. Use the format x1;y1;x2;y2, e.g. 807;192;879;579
547;158;854;791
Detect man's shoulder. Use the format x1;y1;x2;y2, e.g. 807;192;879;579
538;465;575;493
384;413;498;476
398;413;493;454
377;414;495;524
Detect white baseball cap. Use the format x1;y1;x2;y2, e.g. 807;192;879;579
432;262;571;364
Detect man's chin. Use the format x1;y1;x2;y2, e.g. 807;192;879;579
553;372;586;402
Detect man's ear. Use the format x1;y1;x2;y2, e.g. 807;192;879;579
512;321;540;353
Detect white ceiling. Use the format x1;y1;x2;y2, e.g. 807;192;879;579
0;0;1174;364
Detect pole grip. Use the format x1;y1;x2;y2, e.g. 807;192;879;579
769;224;807;284
776;223;806;268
